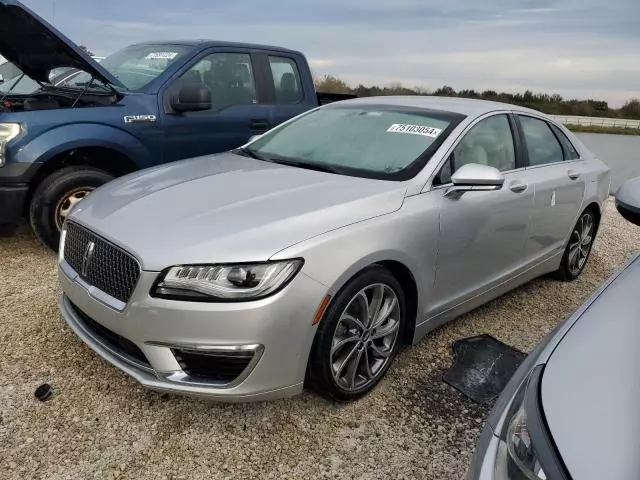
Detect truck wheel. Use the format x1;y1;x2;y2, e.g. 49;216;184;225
29;166;114;251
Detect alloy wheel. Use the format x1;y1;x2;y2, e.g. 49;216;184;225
568;212;594;276
330;283;401;392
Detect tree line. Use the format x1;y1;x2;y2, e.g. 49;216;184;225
315;75;640;120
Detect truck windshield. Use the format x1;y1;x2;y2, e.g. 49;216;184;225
247;105;465;180
59;44;191;92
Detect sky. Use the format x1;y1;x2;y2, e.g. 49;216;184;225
18;0;640;106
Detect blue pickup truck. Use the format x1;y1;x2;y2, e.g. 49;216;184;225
0;0;350;250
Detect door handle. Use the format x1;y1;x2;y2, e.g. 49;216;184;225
249;119;270;133
509;182;528;193
567;170;580;180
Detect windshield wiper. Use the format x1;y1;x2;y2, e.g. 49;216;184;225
234;147;343;174
267;158;344;175
74;81;112;92
234;147;271;162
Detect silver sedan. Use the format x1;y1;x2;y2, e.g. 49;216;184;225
57;96;610;401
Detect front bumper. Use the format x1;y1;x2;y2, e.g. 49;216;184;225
59;260;327;401
0;162;38;229
0;183;28;228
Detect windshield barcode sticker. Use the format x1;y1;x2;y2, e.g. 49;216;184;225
386;124;442;138
145;52;178;60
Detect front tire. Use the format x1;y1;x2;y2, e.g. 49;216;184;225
307;267;406;401
554;209;597;281
29;166;114;251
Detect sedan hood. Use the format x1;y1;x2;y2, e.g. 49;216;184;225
541;256;640;480
0;0;123;87
69;153;407;271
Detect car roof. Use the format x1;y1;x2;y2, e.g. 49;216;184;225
127;40;301;55
340;95;544;118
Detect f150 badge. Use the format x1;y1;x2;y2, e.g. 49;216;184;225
124;115;157;124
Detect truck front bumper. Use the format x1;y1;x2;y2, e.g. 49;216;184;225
0;162;38;232
0;183;28;232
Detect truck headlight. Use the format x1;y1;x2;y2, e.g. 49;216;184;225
151;259;303;301
0;123;21;167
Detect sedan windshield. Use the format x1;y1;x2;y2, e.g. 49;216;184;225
59;44;191;92
248;105;464;180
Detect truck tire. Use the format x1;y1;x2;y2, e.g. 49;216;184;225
29;166;114;252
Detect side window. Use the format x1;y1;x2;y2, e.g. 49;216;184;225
435;114;516;185
268;56;303;104
519;116;564;166
177;52;257;111
551;124;580;160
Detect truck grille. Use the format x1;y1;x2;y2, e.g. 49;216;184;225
63;222;140;304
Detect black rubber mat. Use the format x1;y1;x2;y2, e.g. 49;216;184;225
443;334;526;405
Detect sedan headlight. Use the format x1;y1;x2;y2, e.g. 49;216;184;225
151;259;303;301
0;123;22;167
492;366;566;480
505;404;547;479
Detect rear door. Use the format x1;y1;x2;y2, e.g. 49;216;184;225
252;52;315;129
515;114;586;263
430;113;534;313
159;49;272;161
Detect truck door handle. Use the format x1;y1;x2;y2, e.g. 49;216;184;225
509;182;528;193
567;170;580;180
249;119;270;133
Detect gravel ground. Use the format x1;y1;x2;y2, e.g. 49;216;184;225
1;199;639;480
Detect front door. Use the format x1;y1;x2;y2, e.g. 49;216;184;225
160;50;272;162
430;114;534;313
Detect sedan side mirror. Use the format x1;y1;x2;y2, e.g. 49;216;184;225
615;177;640;227
171;83;212;113
445;163;505;197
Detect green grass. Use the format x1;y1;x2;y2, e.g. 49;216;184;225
565;124;640;136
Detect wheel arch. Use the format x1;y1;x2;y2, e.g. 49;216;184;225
582;201;602;233
323;255;422;346
26;146;138;211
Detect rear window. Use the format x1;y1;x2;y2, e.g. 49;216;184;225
551;124;580;160
250;105;464;180
269;56;303;104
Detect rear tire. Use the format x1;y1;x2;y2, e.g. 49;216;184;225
307;267;406;402
29;166;113;251
554;209;597;281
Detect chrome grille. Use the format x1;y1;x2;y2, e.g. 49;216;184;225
63;222;140;303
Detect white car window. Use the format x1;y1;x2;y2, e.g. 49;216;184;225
436;114;516;184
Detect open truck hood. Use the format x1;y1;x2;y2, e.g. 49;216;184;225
0;0;124;88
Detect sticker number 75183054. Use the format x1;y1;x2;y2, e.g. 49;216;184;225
386;124;442;138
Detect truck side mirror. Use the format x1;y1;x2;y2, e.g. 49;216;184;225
615;177;640;227
171;84;212;113
0;74;4;84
